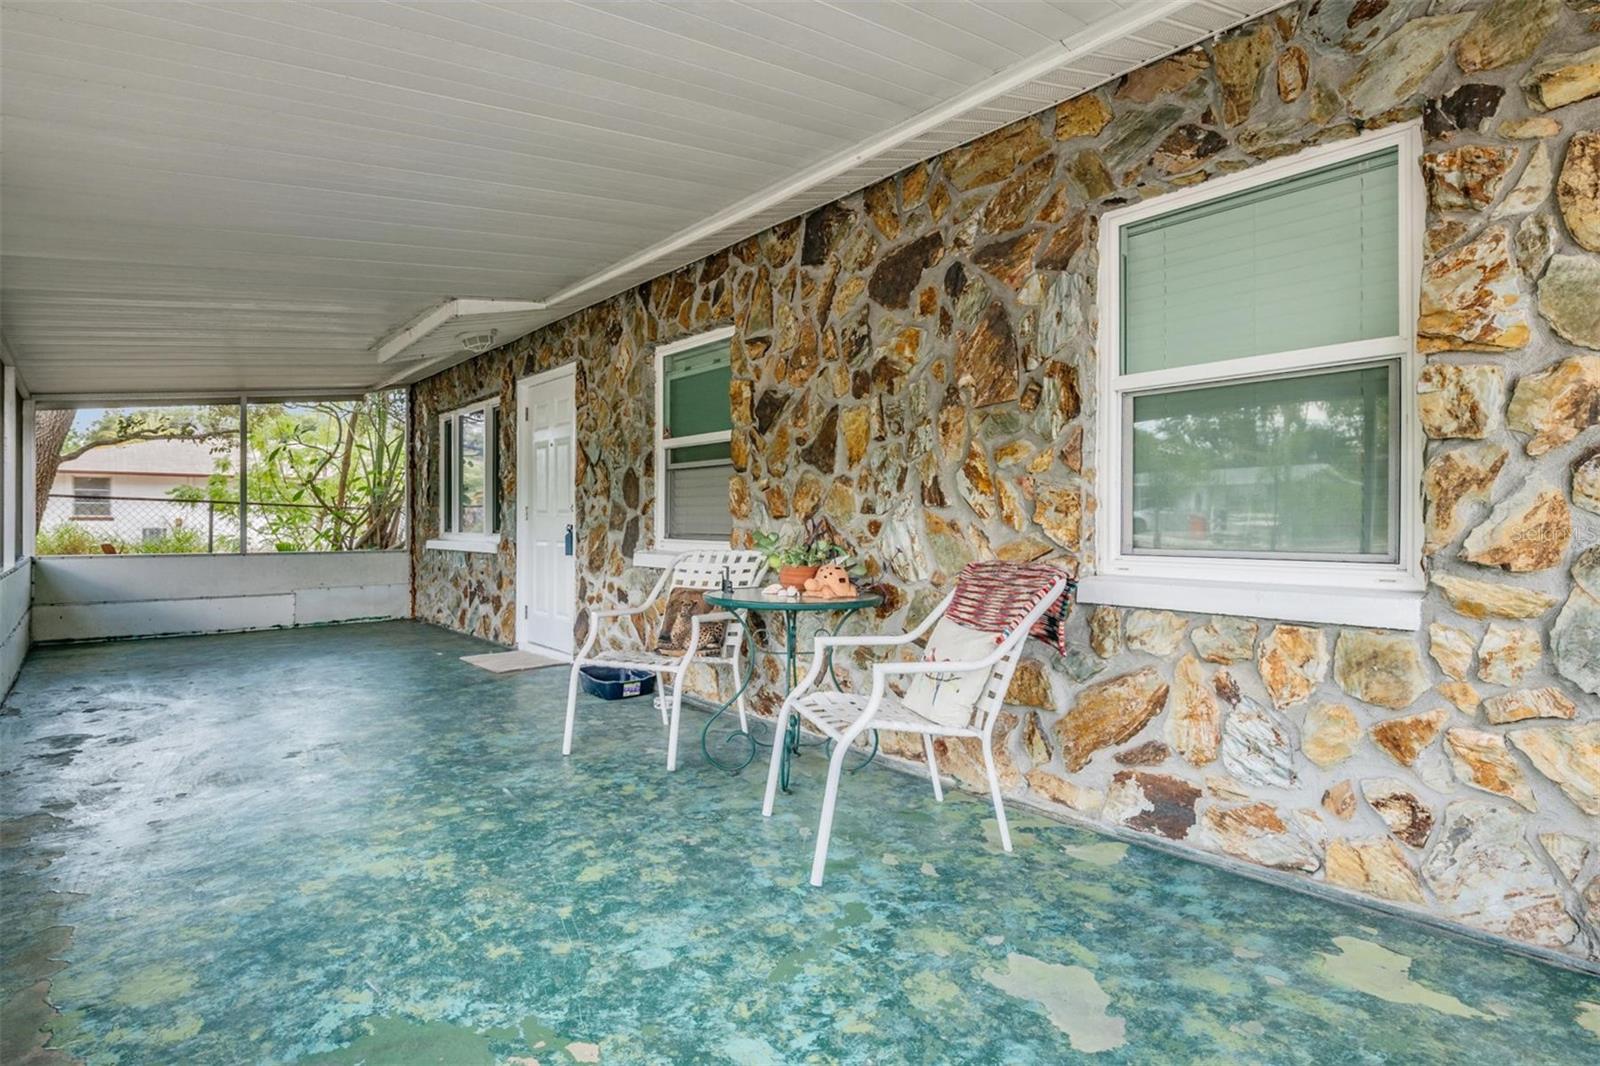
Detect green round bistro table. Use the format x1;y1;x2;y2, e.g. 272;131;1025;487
702;587;883;791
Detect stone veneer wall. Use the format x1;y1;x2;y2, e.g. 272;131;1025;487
411;0;1600;964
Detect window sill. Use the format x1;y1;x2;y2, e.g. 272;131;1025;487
424;535;500;555
1076;574;1423;630
633;542;730;570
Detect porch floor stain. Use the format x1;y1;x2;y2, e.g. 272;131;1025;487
2;621;1595;1064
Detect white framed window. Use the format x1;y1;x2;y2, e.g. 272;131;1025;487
1087;123;1425;627
654;326;735;553
430;398;500;553
72;476;112;519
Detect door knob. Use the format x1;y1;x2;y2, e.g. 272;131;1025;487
564;523;575;556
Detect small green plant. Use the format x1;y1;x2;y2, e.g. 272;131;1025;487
37;523;114;556
752;518;866;576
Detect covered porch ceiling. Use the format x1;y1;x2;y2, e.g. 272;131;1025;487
0;0;1283;401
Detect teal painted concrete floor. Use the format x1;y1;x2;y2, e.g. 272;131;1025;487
2;622;1597;1065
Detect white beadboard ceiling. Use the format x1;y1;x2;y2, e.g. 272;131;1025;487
0;0;1284;400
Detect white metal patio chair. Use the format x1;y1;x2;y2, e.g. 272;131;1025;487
762;572;1070;886
563;549;766;771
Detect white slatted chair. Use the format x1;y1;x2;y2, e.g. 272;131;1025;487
563;549;766;771
763;574;1070;886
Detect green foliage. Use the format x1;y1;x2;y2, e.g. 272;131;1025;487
58;393;407;554
36;523;108;556
241;392;407;552
752;517;867;576
36;523;214;556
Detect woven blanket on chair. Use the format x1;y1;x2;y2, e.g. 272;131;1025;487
946;562;1075;654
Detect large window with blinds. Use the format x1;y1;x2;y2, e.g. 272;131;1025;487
1093;124;1423;603
655;327;735;548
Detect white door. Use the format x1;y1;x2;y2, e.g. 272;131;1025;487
516;367;577;657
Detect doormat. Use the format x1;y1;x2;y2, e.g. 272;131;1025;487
460;650;566;673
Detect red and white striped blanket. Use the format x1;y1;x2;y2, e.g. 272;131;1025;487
945;561;1076;654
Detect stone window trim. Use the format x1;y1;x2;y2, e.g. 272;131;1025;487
653;325;736;554
1090;121;1426;626
431;396;501;554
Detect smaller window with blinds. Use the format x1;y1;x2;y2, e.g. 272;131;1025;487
438;398;499;543
655;327;735;549
1094;124;1424;595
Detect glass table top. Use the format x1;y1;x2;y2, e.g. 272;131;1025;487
705;587;883;612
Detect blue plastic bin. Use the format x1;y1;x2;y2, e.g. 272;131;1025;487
578;665;656;700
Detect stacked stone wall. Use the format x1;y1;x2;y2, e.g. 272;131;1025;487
412;0;1600;962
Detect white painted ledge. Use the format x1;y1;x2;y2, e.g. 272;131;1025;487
632;550;678;570
1076;574;1424;630
424;536;500;554
632;543;731;569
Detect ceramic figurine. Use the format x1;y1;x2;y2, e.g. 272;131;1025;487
803;564;857;600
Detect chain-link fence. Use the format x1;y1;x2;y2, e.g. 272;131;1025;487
39;494;405;555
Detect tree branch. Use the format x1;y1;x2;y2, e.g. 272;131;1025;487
58;428;236;463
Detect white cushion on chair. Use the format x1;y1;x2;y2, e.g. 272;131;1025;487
901;617;997;729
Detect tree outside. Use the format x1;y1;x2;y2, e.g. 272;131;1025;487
37;393;407;555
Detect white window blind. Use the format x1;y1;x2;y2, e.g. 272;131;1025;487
1121;147;1400;375
658;330;734;545
666;461;733;542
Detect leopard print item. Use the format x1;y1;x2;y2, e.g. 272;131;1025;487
654;587;725;656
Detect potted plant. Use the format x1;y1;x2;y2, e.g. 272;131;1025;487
753;518;867;590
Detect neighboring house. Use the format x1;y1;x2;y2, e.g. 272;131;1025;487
49;439;233;546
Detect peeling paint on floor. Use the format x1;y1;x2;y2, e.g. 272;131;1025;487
2;622;1597;1064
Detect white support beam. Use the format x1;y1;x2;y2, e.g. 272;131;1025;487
20;398;36;560
3;366;17;568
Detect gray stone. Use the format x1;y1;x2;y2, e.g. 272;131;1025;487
1202;802;1321;872
1459;484;1572;573
1340;14;1475;119
1422;441;1506;553
1538;832;1591;885
1513;212;1554;278
1521;43;1600;110
880;509;931;582
1507;355;1600;456
1557;130;1600;252
1167;654;1221;768
1574;448;1600;515
1510;723;1600;815
1573;452;1600;515
1424;144;1516;211
1482;686;1578;724
1190;616;1258;664
1361;777;1435;849
1491;142;1553;219
1332;630;1431;710
1537;254;1600;349
1417;227;1528;354
1444;727;1538;811
1124;610;1187;655
1456;0;1561;74
1104;104;1184;176
1220;697;1297;790
1422;802;1578;948
1306;0;1410;53
1551;548;1600;694
1475;623;1542;685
